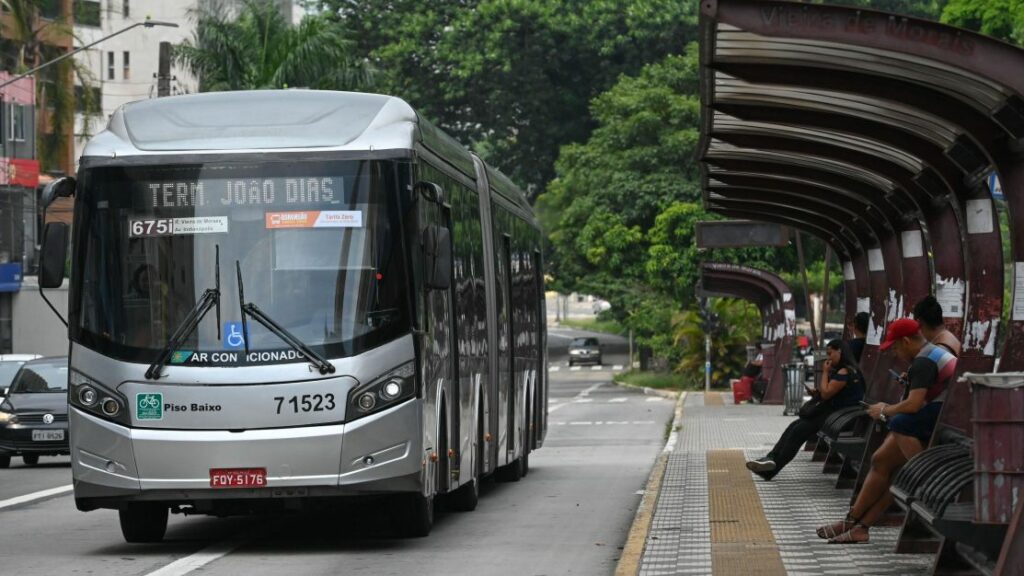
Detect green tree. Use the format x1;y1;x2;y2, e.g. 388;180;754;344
0;0;101;171
321;0;699;197
539;45;794;366
941;0;1024;45
174;0;374;92
674;298;762;387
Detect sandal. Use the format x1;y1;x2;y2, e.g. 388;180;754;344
816;513;858;539
828;523;870;544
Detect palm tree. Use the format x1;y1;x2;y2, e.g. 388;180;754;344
674;298;762;387
174;0;375;92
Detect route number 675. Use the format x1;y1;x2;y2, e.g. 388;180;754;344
130;218;174;237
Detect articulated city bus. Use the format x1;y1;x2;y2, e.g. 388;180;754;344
38;90;547;542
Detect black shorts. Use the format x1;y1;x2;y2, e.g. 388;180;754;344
887;401;942;442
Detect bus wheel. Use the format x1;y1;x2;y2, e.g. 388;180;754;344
401;493;434;537
0;454;9;468
22;454;39;466
119;503;168;543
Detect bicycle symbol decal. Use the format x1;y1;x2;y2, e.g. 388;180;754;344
136;393;163;420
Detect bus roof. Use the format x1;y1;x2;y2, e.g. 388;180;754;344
82;89;532;214
84;90;417;156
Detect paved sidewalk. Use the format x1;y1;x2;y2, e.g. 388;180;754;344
638;393;935;576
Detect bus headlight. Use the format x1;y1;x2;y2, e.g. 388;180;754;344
347;361;415;421
79;386;98;406
70;371;130;426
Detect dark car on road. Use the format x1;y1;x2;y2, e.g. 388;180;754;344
0;357;69;468
568;337;602;366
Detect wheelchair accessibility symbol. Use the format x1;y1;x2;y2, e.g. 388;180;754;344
224;322;248;350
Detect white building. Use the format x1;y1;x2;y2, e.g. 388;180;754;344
73;0;302;166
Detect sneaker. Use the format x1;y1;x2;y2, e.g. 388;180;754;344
746;458;777;473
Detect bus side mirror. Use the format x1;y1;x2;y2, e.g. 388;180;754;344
422;224;451;290
41;176;76;208
40;222;68;289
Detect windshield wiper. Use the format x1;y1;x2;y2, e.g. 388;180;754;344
235;261;336;375
146;247;222;380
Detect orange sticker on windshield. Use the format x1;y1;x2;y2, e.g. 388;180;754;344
266;210;363;229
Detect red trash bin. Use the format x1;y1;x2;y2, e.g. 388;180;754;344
734;376;753;404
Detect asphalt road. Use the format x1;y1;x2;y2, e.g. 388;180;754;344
0;329;673;576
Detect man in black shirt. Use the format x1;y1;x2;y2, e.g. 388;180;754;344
847;311;868;364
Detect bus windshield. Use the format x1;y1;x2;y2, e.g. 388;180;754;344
70;159;410;365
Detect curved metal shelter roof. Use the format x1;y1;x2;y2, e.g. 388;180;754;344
698;0;1021;388
700;262;795;404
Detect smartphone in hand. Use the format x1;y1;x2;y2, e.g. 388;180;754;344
858;400;872;408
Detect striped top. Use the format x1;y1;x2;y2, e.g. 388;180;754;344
904;343;958;403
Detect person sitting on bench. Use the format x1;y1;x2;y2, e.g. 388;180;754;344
816;318;957;544
913;295;961;357
745;339;864;480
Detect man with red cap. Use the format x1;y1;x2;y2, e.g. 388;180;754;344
815;317;957;544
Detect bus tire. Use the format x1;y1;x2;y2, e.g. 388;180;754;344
22;454;39;466
401;493;434;537
0;454;9;468
119;503;168;543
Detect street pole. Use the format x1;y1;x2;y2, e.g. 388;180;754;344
705;333;712;392
157;42;172;97
795;230;818;348
628;328;633;370
0;20;179;92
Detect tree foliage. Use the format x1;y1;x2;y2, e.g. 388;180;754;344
1;0;101;171
320;0;699;196
941;0;1024;46
174;0;375;92
537;45;787;365
674;298;762;387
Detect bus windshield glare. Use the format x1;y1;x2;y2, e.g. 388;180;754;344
70;159;409;365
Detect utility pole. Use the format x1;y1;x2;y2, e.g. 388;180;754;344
157;42;172;97
705;333;712;392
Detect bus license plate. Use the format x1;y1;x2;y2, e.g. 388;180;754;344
210;468;267;488
32;429;64;441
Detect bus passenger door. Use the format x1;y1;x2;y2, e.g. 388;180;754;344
417;182;454;495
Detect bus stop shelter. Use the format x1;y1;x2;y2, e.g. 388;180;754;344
697;1;1024;572
699;262;795;404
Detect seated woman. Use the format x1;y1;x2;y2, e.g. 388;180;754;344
746;339;864;481
816;318;957;544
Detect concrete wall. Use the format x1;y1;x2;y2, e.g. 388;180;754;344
12;276;69;357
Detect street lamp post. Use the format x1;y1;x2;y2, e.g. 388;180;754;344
0;19;179;92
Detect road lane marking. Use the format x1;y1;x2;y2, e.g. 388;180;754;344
145;539;244;576
0;484;74;511
549;366;560;372
613;365;624;370
569;366;581;371
610;397;628;403
548;382;604;413
590;365;602;371
646;397;665;402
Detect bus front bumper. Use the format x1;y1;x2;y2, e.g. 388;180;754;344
70;399;423;510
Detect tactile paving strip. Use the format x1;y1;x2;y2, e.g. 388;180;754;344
708;449;787;575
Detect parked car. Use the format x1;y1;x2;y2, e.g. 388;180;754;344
0;357;69;468
0;354;43;397
568;337;602;366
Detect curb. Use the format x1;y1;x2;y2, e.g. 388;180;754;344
614;391;686;576
613;379;683;400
